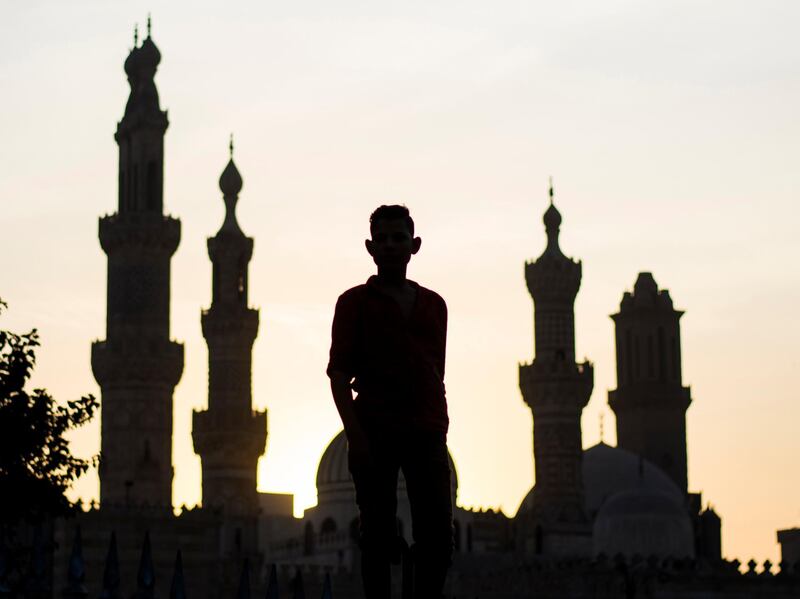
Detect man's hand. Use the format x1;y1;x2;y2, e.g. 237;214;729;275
329;369;373;470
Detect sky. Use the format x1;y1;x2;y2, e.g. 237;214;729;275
2;0;799;564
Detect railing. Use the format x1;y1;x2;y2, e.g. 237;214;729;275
0;526;333;599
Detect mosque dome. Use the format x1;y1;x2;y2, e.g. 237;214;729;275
518;443;683;519
592;488;694;559
316;430;458;504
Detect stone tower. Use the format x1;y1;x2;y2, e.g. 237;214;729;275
518;186;593;554
91;24;183;507
192;144;266;519
608;272;691;493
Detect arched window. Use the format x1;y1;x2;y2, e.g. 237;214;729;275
625;328;633;384
658;326;667;381
321;517;337;535
132;165;138;210
303;522;315;556
146;161;158;211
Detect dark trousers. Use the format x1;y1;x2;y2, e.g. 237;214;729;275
349;427;453;599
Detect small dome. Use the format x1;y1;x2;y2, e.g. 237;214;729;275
543;202;562;231
124;46;141;77
137;37;162;71
316;430;458;502
592;488;694;558
219;158;243;197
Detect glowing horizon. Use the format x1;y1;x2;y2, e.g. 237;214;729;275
3;1;799;565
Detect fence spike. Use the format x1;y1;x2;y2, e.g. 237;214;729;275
133;532;155;599
99;532;120;599
63;526;87;599
0;529;10;599
26;522;50;599
169;550;186;599
320;573;332;599
291;570;305;599
264;564;278;599
235;559;250;599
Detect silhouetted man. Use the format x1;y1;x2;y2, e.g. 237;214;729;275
327;205;452;599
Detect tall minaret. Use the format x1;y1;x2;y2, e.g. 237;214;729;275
192;142;266;519
518;183;593;543
91;21;183;507
608;273;691;493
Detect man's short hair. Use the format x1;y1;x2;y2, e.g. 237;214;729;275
369;205;415;237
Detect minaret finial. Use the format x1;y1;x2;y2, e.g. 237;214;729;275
134;23;139;46
548;176;554;205
146;14;151;38
229;133;234;158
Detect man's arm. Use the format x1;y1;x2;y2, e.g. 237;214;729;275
327;293;370;464
437;296;448;380
329;371;367;445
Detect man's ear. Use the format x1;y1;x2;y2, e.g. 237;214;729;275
365;239;374;256
411;236;422;254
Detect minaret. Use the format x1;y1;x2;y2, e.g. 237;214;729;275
91;21;183;507
518;183;593;546
192;141;266;519
608;273;691;492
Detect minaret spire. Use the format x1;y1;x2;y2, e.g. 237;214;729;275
518;187;594;556
146;14;151;38
548;176;554;205
92;31;183;507
229;133;234;158
193;147;266;538
133;24;139;46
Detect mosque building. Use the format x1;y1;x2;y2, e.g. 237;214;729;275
51;25;800;599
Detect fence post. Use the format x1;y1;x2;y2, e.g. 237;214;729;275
0;529;11;599
320;573;332;599
98;533;119;599
169;551;185;599
24;523;49;599
132;533;155;599
291;571;304;599
62;527;87;599
235;560;249;599
264;565;277;599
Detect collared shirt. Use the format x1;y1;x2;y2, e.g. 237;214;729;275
327;276;448;433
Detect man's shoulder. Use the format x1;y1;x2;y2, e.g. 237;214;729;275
336;284;369;305
414;282;447;311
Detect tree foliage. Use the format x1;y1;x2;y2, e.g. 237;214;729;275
0;299;98;524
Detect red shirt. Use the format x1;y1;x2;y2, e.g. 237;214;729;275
327;276;448;433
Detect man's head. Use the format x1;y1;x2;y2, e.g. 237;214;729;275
366;205;421;270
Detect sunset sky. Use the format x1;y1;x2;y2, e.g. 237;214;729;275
2;1;799;564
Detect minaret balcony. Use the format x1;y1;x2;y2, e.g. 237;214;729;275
519;359;594;414
99;213;180;255
608;384;691;412
192;409;267;460
91;338;183;387
201;308;259;342
525;263;582;303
